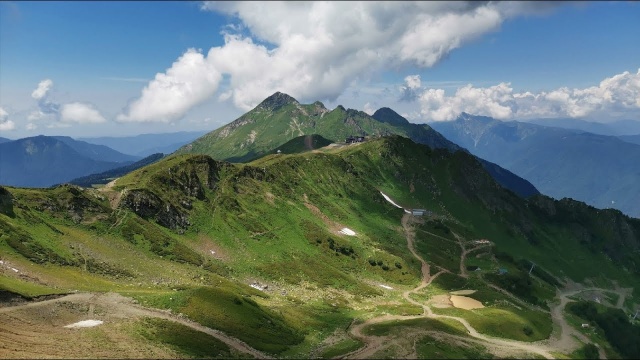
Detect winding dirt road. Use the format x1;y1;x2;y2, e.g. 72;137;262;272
0;292;271;359
341;213;623;359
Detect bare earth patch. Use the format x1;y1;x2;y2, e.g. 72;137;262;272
430;294;453;308
450;295;484;310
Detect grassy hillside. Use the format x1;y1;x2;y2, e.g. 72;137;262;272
177;92;458;162
1;135;638;358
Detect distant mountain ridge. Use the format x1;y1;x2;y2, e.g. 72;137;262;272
80;131;208;157
0;135;135;188
177;92;538;198
52;136;139;163
526;117;640;136
619;134;640;146
68;153;165;187
430;113;640;217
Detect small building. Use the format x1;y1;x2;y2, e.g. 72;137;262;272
346;135;365;144
410;209;427;216
581;323;589;328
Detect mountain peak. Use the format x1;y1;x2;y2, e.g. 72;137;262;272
372;107;410;126
256;91;299;112
457;112;495;124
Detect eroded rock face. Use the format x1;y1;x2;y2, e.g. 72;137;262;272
0;186;14;217
121;189;190;230
119;156;231;231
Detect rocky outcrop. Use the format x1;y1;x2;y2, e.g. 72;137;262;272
257;91;299;112
120;189;190;230
0;186;14;217
119;155;232;231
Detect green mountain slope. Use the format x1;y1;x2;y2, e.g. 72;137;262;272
177;92;539;198
178;92;459;162
1;136;638;358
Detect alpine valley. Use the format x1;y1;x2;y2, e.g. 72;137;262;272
1;93;639;359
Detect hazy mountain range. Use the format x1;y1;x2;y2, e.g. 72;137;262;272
80;131;208;157
430;113;640;218
526;118;640;136
0;136;137;188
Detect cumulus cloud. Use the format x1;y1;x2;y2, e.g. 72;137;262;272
61;103;106;124
363;102;375;115
121;1;560;120
28;79;107;125
399;75;422;102
116;48;222;122
0;107;16;131
415;68;640;121
30;79;60;119
31;79;53;100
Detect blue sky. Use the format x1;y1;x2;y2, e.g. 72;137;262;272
1;1;639;138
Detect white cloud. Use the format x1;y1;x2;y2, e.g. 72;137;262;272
27;110;51;122
122;1;561;120
27;79;107;126
31;79;53;100
363;102;375;115
0;107;16;131
117;48;222;122
61;103;106;123
25;123;37;131
202;2;512;111
415;68;640;121
399;75;422;102
31;79;60;117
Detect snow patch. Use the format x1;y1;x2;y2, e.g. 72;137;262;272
64;320;104;328
250;282;268;291
380;192;410;213
339;228;356;236
380;192;403;208
379;284;393;290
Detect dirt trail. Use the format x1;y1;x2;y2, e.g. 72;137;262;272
454;232;492;279
98;179;127;210
402;213;430;286
0;292;270;359
344;213;557;359
547;286;632;360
